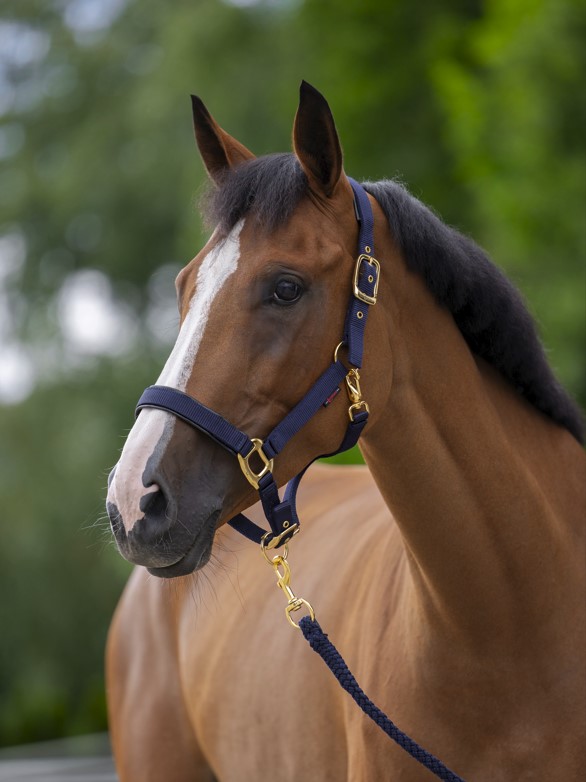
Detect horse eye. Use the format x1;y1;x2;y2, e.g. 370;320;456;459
273;278;303;304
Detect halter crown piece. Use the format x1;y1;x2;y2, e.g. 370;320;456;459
135;179;379;550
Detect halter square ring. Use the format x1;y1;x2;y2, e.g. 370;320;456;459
238;438;274;489
353;254;380;306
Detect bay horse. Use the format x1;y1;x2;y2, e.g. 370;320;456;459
106;82;585;781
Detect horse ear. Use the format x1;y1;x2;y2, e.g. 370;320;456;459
191;95;255;184
293;81;343;198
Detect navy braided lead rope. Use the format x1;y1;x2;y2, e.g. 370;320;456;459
299;617;466;782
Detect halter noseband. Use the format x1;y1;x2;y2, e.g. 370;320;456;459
135;179;379;550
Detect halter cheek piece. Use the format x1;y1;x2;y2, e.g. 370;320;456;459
135;179;379;550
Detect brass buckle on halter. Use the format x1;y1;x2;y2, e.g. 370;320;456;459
238;438;274;489
263;523;300;550
353;253;380;306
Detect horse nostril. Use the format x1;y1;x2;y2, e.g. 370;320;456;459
139;485;167;517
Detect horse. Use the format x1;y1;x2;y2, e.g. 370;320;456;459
105;82;585;781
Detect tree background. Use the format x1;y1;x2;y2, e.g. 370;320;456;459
0;0;584;746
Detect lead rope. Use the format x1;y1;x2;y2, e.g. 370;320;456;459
261;538;467;782
299;616;465;782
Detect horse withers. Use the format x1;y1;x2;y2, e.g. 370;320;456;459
106;82;586;781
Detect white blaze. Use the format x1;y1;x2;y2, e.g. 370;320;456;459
157;221;244;389
108;221;244;530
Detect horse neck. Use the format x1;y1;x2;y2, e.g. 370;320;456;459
360;238;585;653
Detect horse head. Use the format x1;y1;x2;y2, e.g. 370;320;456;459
106;83;391;577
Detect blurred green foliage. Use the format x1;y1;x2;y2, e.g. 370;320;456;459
0;0;584;746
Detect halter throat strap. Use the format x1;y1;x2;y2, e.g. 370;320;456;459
135;178;378;549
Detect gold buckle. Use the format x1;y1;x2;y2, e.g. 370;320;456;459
353;254;380;305
263;523;300;550
237;438;274;489
348;400;370;421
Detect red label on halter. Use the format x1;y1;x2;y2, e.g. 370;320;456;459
323;387;341;407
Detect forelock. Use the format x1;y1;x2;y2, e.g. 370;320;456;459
201;153;309;233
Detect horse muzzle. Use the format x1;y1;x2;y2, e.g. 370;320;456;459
106;464;221;578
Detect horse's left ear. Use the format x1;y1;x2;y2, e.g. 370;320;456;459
293;81;343;198
191;95;255;184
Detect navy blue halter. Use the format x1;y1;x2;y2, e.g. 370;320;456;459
136;178;379;550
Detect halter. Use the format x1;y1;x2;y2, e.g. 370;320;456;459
135;178;379;550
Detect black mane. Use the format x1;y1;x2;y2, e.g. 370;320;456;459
202;154;584;444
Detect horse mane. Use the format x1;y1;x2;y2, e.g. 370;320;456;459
202;154;585;444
